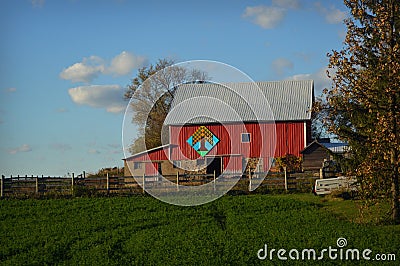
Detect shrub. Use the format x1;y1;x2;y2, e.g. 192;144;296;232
274;154;302;173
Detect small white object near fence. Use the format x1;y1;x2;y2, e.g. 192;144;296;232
313;176;357;195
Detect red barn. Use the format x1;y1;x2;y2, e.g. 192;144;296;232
124;80;314;177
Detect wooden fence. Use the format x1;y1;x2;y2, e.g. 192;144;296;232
0;171;319;197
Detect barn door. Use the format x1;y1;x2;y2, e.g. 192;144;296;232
206;157;221;176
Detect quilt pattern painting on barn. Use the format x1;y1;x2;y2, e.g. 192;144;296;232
186;126;219;157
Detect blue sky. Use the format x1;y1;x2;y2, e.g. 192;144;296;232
0;0;348;176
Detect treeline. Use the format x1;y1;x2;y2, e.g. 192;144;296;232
87;167;124;178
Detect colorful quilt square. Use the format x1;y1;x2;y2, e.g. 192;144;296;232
186;126;219;157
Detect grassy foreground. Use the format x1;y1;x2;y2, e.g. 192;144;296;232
0;194;399;265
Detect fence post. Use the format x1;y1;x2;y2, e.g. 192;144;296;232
106;173;109;194
176;172;179;191
248;167;251;191
35;176;39;194
1;175;3;197
142;173;145;194
284;167;288;191
319;168;323;179
213;170;216;192
71;173;74;195
83;171;86;179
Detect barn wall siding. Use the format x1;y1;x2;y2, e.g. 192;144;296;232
223;155;243;174
125;147;172;176
170;121;305;160
125;121;308;175
124;161;145;176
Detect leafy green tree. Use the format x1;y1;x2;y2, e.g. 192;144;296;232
320;0;399;223
125;59;209;154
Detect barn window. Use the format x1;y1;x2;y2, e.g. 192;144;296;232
133;162;141;169
173;160;181;168
241;133;251;143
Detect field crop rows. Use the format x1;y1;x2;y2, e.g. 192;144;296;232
0;194;399;265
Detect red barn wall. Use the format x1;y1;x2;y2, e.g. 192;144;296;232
145;162;159;176
274;122;307;157
125;121;308;175
170;121;306;160
125;146;172;176
223;155;243;173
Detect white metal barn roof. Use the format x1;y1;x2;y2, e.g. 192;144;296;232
321;142;349;154
164;80;314;125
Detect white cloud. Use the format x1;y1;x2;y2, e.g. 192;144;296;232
4;87;17;93
107;51;146;76
8;144;32;155
60;52;146;83
272;0;300;9
60;56;104;83
286;67;334;95
294;52;313;62
243;0;301;29
68;85;126;113
31;0;45;8
50;143;71;152
315;2;347;24
242;6;286;29
271;58;294;76
55;107;69;113
88;149;101;154
108;143;121;149
107;144;122;154
110;149;122;154
106;106;125;113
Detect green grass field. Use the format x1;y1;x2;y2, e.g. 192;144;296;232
0;194;399;265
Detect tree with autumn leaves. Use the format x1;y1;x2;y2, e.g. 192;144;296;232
318;0;399;223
